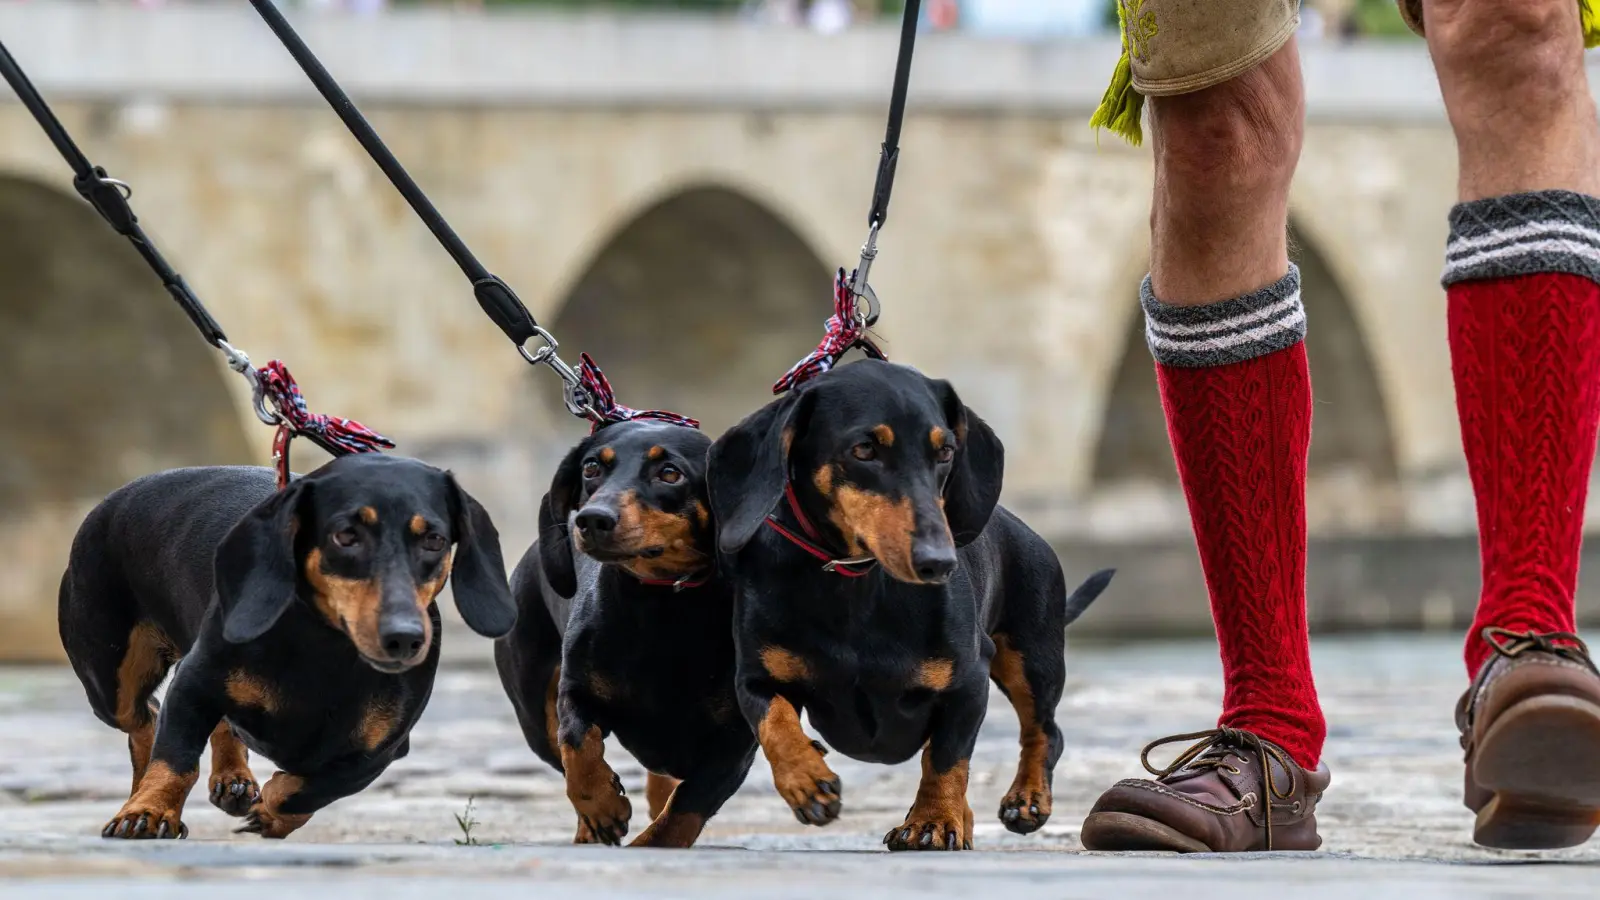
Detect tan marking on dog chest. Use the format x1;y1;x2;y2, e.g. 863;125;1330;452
916;659;955;691
226;671;282;714
761;647;812;682
356;701;400;752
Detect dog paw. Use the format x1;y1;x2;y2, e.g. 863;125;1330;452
883;813;972;852
102;802;187;840
571;772;631;846
772;748;841;826
209;771;261;818
998;788;1051;835
234;804;311;839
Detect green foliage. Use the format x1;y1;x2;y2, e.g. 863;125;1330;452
453;796;479;846
1351;0;1417;38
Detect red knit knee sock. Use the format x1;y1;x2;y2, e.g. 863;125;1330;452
1446;192;1600;677
1144;268;1325;770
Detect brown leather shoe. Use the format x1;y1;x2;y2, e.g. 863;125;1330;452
1459;627;1600;849
1080;727;1330;852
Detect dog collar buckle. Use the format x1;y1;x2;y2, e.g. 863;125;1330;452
821;556;877;574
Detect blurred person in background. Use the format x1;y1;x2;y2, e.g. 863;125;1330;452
1080;0;1600;854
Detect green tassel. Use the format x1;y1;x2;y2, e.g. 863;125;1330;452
1089;52;1145;147
1089;1;1146;146
1584;0;1600;49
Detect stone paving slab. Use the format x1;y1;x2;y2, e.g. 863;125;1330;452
2;634;1598;897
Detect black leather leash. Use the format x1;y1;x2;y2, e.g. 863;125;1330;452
0;37;372;455
247;0;595;420
846;0;923;328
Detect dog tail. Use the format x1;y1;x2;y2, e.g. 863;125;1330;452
1062;568;1115;628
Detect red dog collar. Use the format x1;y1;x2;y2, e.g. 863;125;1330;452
762;483;877;578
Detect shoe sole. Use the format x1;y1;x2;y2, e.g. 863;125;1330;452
1473;693;1600;850
1080;811;1210;853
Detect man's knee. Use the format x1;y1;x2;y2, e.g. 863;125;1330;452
1426;0;1583;71
1150;44;1304;196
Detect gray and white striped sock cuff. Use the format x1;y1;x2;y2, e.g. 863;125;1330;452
1141;265;1305;368
1443;190;1600;287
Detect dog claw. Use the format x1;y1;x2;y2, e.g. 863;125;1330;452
946;831;959;851
1001;807;1020;823
919;827;934;848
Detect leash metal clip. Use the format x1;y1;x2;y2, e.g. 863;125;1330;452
517;325;595;419
848;222;883;328
217;339;283;427
821;556;877;573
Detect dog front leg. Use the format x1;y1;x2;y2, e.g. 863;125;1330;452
883;677;987;851
102;661;220;840
737;673;841;827
557;682;631;845
236;758;387;839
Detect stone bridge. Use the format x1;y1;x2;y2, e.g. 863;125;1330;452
5;3;1598;659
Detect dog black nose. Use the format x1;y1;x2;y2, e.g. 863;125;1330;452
574;507;618;539
379;621;426;660
912;546;958;583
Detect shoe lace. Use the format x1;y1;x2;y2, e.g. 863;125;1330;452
1139;726;1299;851
1482;627;1596;671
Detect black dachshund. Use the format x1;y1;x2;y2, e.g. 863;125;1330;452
496;420;755;847
708;359;1112;851
59;454;514;839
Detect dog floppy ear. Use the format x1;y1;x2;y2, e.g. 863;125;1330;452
708;388;815;555
217;479;310;644
936;379;1005;547
537;439;590;598
445;473;517;638
537;490;578;599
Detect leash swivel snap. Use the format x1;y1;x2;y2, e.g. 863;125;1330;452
517;325;595;419
217;340;285;428
848;222;883;328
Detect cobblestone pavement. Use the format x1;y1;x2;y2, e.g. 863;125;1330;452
2;634;1598;898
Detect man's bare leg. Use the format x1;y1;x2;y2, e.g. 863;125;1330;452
1081;31;1330;853
1419;0;1600;850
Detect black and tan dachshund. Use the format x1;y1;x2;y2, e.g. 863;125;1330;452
496;420;756;848
707;358;1113;851
59;454;515;840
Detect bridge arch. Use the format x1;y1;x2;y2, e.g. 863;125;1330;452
530;183;834;454
0;175;252;661
1089;220;1403;534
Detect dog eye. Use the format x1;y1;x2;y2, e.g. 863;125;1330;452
332;529;360;548
851;443;877;462
937;445;956;464
420;532;448;553
659;464;683;485
581;459;602;479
